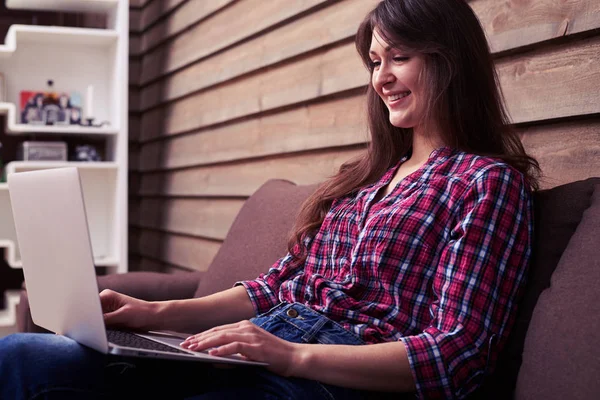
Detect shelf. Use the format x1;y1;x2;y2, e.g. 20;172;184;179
0;25;118;55
0;102;118;135
0;162;119;268
6;0;118;14
5;161;118;174
0;25;120;131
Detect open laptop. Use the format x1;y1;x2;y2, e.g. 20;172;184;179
8;167;265;366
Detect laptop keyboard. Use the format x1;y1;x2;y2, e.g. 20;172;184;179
107;330;190;355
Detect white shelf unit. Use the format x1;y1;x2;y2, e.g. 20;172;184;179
0;0;129;328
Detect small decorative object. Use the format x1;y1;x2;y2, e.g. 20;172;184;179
20;80;83;126
0;72;5;103
72;144;102;162
17;141;67;161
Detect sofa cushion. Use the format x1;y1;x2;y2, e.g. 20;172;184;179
193;179;317;298
471;177;600;399
515;184;600;400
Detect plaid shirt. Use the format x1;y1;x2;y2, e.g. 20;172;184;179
240;147;533;399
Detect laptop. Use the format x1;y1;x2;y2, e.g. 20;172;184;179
8;167;265;366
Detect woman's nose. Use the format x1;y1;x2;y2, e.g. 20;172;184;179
374;64;394;88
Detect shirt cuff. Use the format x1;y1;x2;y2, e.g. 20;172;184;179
234;279;279;316
400;332;454;399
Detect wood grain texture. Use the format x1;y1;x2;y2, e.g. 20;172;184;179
139;0;329;85
129;8;141;32
139;94;367;171
129;0;152;9
129;33;141;56
519;118;600;189
139;0;234;54
139;148;363;197
132;198;245;240
128;88;140;112
471;0;600;53
128;115;141;142
129;58;141;86
499;35;600;124
140;41;368;141
137;230;220;271
138;0;186;31
139;0;379;110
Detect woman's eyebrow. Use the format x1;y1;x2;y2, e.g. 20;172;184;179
369;46;391;56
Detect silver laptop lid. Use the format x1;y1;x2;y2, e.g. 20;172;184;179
8;167;109;353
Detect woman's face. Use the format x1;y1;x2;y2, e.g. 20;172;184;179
369;30;428;130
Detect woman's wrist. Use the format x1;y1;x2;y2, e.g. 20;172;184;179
288;343;313;378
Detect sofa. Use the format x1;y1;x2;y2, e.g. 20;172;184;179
17;177;600;399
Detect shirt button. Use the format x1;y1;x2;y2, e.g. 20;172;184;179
286;308;299;318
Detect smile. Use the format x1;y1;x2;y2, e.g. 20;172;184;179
388;91;411;102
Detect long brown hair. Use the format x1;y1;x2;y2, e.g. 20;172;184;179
288;0;539;258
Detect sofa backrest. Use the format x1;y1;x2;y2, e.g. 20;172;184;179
193;179;317;298
472;177;600;399
515;182;600;399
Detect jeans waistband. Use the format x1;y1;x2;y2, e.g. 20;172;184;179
251;303;364;346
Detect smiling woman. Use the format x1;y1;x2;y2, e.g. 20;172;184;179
0;0;541;399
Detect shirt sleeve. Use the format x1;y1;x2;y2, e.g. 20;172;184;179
235;240;310;315
399;166;533;399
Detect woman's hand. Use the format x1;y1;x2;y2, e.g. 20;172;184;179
100;289;159;331
180;320;303;377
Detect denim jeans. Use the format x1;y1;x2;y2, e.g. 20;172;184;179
0;303;402;399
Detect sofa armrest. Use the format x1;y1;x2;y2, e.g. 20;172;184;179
17;271;204;333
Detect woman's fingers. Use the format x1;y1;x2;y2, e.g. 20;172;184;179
184;330;256;351
181;320;255;347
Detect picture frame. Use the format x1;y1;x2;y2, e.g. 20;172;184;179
20;90;83;125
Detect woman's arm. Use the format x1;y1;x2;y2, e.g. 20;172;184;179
155;286;255;333
293;340;416;392
181;319;416;392
101;285;255;334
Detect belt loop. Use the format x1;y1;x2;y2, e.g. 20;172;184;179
301;316;327;343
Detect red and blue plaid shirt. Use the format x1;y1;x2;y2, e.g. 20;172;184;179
240;147;533;399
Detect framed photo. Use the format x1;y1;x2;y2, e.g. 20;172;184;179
20;91;83;125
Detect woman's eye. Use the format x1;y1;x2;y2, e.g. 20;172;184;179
370;60;381;68
393;56;409;62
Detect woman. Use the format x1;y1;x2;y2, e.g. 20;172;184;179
0;0;539;398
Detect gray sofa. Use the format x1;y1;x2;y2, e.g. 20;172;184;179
17;177;600;399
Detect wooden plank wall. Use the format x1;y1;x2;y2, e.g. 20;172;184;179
127;0;600;273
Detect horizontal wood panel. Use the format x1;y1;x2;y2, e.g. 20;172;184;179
129;8;141;32
141;33;600;140
139;93;367;171
128;88;140;112
139;0;186;32
139;0;378;110
129;172;141;197
129;0;151;8
139;0;328;85
472;0;600;53
499;34;600;124
139;148;363;197
139;0;234;54
133;198;245;240
137;0;599;103
128;115;141;142
129;58;141;86
519;118;600;189
138;230;220;271
128;149;139;171
140;41;367;141
129;33;141;56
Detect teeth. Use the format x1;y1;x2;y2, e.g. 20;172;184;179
389;92;410;101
